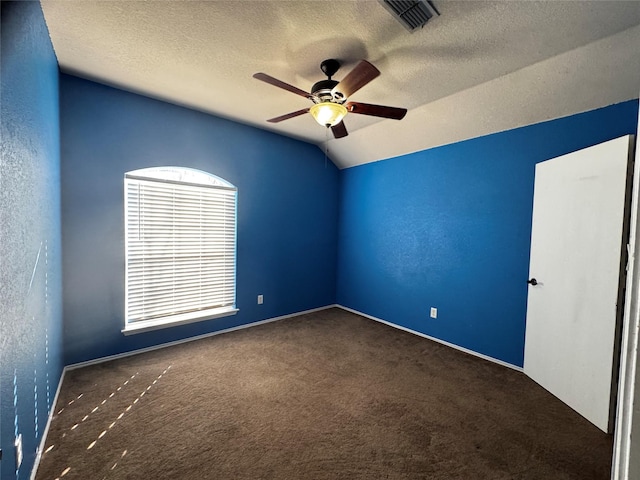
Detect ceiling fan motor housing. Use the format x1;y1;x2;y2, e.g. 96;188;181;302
312;59;346;104
311;79;341;103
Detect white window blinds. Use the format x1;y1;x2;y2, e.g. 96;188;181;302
124;168;237;331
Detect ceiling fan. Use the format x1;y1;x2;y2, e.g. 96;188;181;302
253;59;407;139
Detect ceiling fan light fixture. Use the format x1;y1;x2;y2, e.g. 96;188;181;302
309;102;347;127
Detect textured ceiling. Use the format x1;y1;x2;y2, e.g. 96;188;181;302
41;1;640;168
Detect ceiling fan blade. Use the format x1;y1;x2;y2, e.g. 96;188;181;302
266;108;310;123
331;121;348;139
331;60;380;98
253;73;311;99
346;102;407;120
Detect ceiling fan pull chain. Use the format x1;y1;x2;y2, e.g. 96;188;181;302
324;126;329;168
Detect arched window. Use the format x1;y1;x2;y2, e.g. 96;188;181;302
124;167;237;333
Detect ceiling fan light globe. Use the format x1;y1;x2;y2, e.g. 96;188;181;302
310;102;347;127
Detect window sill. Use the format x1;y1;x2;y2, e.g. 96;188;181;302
122;307;239;335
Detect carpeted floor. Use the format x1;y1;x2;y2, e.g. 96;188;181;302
35;308;613;479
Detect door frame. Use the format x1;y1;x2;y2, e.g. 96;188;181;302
612;119;640;478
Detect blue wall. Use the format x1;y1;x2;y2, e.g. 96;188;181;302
59;75;339;366
337;100;639;367
1;7;637;476
1;2;64;479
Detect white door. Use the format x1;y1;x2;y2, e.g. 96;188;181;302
524;135;633;433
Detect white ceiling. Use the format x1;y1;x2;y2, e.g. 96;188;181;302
41;1;640;169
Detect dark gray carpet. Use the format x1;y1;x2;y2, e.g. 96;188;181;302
35;308;612;479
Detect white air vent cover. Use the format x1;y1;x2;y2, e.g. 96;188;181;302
379;0;439;32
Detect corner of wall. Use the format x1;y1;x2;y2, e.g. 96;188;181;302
1;2;64;478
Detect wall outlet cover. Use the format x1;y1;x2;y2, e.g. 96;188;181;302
430;307;438;319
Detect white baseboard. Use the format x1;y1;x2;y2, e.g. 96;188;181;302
30;368;66;480
66;304;338;371
337;304;524;373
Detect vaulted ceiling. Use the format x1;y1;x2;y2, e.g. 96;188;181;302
41;1;640;168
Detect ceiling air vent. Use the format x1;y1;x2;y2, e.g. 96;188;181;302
379;0;439;32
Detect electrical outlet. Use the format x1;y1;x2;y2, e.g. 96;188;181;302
430;307;438;319
15;434;23;469
257;294;263;305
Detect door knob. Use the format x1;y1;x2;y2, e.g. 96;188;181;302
527;278;538;286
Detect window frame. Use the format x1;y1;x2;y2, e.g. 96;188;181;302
123;167;238;334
